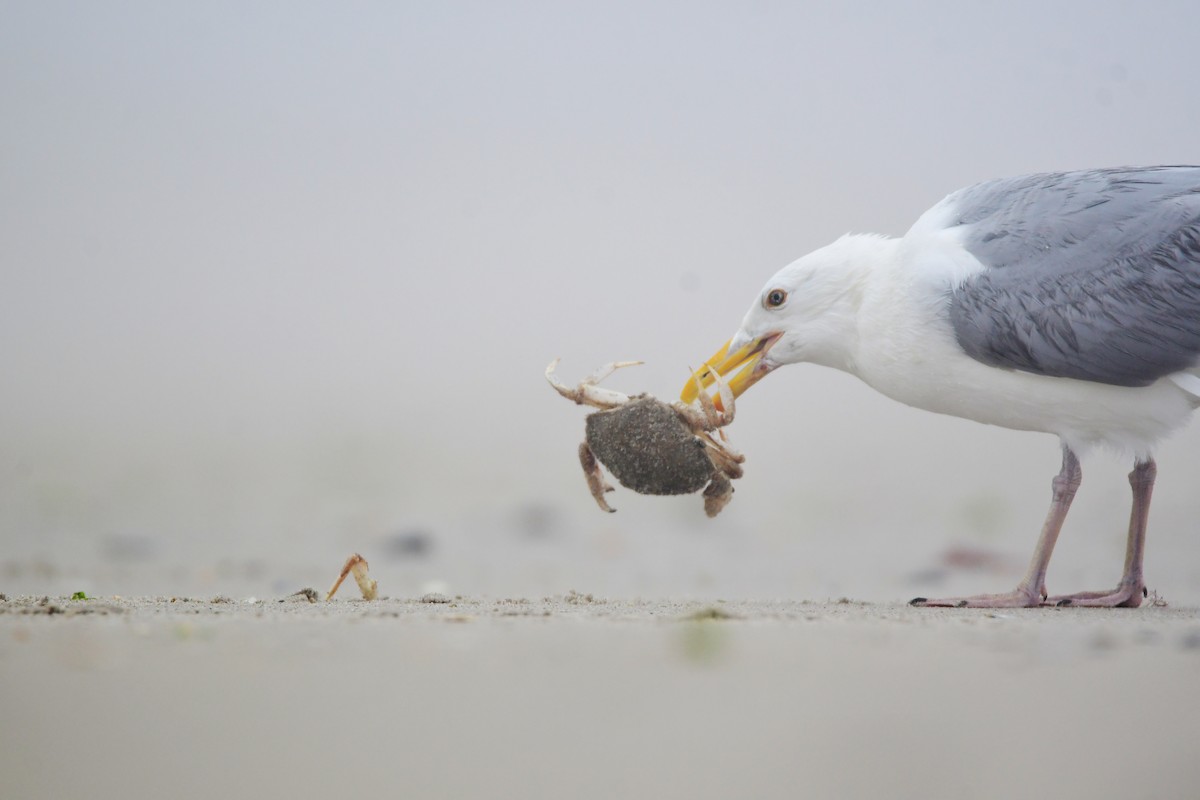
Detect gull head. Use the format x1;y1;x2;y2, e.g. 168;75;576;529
681;234;889;406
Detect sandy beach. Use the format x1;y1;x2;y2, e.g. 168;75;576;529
3;592;1199;799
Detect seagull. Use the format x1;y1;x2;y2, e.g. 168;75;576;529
682;166;1200;608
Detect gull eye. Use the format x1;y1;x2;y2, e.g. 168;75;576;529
764;288;788;309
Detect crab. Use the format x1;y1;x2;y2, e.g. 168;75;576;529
545;359;745;517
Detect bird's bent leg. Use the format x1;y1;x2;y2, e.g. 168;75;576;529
1046;458;1155;608
911;447;1082;609
579;442;617;513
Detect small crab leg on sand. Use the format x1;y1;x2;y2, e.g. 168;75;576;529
326;553;378;601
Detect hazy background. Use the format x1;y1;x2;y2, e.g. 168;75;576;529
4;1;1200;602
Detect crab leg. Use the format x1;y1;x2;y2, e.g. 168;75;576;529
703;474;735;518
579;443;617;512
582;360;644;385
326;553;378;601
680;367;736;430
702;434;745;478
545;358;642;409
711;367;736;424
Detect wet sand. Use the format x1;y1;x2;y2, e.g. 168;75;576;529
3;593;1199;799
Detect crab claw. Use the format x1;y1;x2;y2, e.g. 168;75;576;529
545;357;571;397
702;474;734;518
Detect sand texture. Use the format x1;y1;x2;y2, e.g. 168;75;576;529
3;593;1199;799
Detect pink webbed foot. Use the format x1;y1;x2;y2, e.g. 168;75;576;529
910;585;1045;608
1047;582;1146;608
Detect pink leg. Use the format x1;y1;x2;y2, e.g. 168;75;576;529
912;447;1081;608
1045;459;1155;608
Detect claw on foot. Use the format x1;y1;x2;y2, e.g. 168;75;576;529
909;597;968;607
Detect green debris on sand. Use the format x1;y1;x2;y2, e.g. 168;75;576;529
70;591;89;601
683;606;738;621
677;606;737;664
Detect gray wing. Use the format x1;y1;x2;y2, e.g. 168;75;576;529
945;167;1200;386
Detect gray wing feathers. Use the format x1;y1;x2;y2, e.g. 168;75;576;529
947;167;1200;387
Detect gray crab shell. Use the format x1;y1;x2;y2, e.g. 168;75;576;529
584;396;713;495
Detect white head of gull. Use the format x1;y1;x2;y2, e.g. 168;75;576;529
684;166;1200;607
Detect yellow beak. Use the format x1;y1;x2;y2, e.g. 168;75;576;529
681;332;781;406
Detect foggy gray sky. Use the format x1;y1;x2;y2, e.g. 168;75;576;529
4;2;1200;596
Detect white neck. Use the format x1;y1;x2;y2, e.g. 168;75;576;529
795;234;902;375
